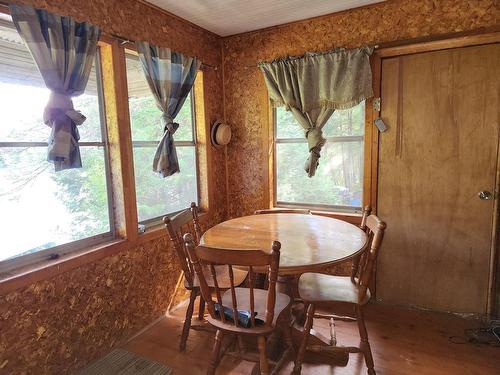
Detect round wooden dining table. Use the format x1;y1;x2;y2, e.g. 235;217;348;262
200;213;368;367
200;213;368;275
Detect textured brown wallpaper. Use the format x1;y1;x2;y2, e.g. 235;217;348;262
1;237;177;374
0;1;225;374
222;0;500;218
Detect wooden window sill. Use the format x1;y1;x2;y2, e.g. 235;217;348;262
0;238;127;296
271;204;362;224
311;210;363;225
136;211;209;244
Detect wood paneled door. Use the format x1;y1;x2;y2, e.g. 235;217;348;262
377;43;500;314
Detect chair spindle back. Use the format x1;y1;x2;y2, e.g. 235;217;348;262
184;233;281;329
359;206;372;232
355;214;386;302
163;202;202;288
351;206;372;282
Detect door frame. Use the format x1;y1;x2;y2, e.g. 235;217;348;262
371;30;500;317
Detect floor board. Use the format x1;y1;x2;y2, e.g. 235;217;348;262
123;302;500;374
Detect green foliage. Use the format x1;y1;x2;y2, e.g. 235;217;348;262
0;90;110;258
1;74;198;260
2;41;365;261
129;94;193;141
128;93;197;222
275;102;365;208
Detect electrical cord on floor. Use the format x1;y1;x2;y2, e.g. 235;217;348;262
449;320;500;346
491;320;500;344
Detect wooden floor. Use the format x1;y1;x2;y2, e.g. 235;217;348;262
123;302;500;374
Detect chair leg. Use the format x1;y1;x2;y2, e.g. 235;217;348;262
208;330;224;375
180;289;197;352
269;313;295;375
356;305;375;375
293;303;315;374
237;335;247;353
282;313;294;353
198;295;206;320
300;302;310;325
257;336;270;375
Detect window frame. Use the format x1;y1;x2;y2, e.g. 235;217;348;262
124;49;200;228
272;104;366;214
0;46;116;273
0;21;213;288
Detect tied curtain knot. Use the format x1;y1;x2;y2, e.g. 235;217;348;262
161;114;179;134
44;92;86;171
153;113;180;178
304;127;325;177
305;127;325;153
43;91;86;127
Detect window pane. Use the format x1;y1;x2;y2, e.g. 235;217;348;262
0;20;111;265
323;101;365;137
133;146;197;222
275;101;365;140
0;147;111;261
74;63;103;142
275;107;304;139
276;141;363;207
0;83;49;142
126;53;193;142
0;79;102;143
128;95;164;140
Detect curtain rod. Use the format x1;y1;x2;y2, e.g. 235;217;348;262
0;2;218;71
110;33;218;71
244;44;380;69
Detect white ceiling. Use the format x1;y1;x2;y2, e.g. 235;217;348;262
146;0;385;37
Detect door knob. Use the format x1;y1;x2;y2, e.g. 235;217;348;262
478;191;493;200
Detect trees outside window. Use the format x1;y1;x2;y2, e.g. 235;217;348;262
0;20;113;263
274;102;365;211
125;52;198;223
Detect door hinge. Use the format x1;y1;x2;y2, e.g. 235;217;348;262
373;97;381;112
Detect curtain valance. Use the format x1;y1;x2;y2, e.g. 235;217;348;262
259;47;373;111
258;47;373;177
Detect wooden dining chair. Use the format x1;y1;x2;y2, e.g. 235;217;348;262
164;202;247;351
293;214;386;375
351;206;372;282
183;234;293;375
254;208;312;215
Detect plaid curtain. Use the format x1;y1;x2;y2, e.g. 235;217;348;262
136;41;200;177
10;4;100;171
259;47;373;177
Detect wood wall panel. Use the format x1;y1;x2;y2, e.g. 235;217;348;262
377;45;500;313
222;0;500;218
0;1;225;374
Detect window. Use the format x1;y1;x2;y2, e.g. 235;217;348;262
0;20;113;268
125;51;198;224
274;102;365;211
